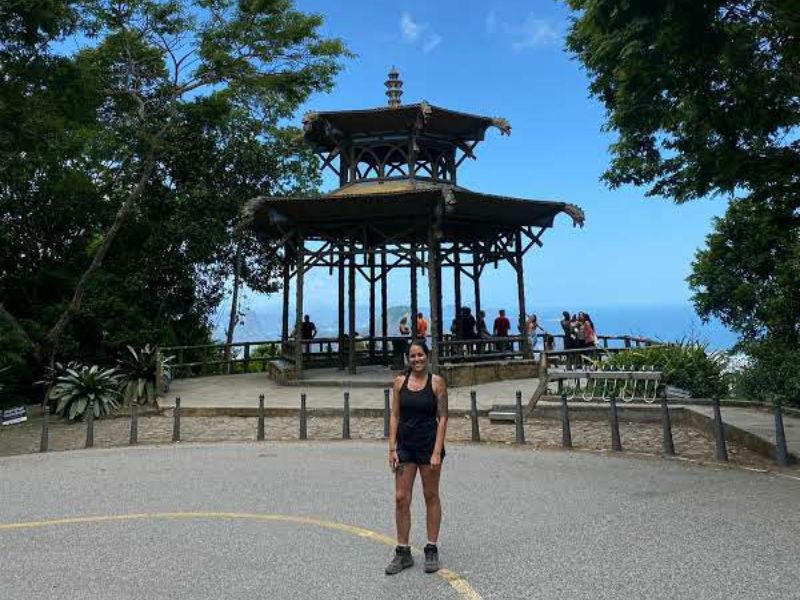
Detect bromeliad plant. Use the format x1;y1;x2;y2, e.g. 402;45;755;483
117;345;173;405
48;364;122;421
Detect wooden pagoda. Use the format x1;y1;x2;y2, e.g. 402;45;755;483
246;69;584;378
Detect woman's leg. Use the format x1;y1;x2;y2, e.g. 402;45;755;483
394;463;418;545
418;464;442;543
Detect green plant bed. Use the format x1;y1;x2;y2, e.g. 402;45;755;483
596;341;727;399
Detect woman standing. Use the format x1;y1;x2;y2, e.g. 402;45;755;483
385;340;448;575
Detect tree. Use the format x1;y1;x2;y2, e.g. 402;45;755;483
0;0;347;365
565;0;800;401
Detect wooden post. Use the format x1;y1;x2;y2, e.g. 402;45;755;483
514;230;529;358
294;233;305;379
338;245;345;371
243;343;250;373
472;248;481;318
368;250;376;359
348;241;356;374
453;243;462;340
410;244;418;338
282;243;290;342
427;221;441;372
381;248;388;365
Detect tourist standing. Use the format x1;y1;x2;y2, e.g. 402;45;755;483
582;313;596;347
386;340;448;575
560;311;573;350
415;312;428;339
301;314;317;354
493;309;511;351
525;313;545;350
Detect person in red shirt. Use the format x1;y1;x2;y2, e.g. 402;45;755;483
493;309;511;351
415;312;428;338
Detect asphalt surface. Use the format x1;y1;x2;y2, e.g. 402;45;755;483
1;442;798;600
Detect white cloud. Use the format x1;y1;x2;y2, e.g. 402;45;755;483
422;33;442;53
400;12;422;43
511;15;560;51
487;11;560;51
399;12;442;53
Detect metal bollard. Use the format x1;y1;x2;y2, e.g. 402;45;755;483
257;394;265;441
85;401;95;448
561;393;572;449
660;389;675;457
39;405;50;453
711;395;728;461
514;390;525;444
383;388;390;438
130;402;139;445
609;394;622;451
299;393;307;440
342;392;351;439
774;400;789;467
470;390;480;442
172;397;181;443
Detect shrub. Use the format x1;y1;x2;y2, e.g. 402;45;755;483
117;345;172;405
600;340;727;399
47;364;121;421
733;340;800;407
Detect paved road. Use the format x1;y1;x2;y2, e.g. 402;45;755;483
1;442;798;599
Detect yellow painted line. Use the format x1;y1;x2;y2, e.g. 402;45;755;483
0;512;483;599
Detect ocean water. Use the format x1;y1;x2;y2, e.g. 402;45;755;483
214;302;738;351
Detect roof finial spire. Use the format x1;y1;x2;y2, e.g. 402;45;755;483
385;67;403;108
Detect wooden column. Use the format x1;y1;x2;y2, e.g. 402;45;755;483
337;245;345;370
381;248;388;365
436;260;444;345
410;244;418;338
453;243;462;339
514;230;529;358
348;241;356;374
281;243;290;342
368;250;376;359
473;247;482;322
427;222;441;372
294;233;305;379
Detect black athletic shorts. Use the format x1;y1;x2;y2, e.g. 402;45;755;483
397;442;446;466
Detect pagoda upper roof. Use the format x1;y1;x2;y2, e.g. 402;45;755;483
302;102;511;151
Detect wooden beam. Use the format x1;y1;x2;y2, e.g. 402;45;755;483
410;244;418;336
427;220;441;372
368;250;376;359
281;244;290;341
453;243;462;338
381;248;388;365
515;230;530;359
338;245;345;371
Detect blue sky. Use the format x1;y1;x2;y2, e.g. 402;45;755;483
230;1;733;341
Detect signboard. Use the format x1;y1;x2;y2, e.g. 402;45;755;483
1;406;27;426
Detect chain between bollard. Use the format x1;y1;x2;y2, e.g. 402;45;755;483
470;390;480;443
299;393;307;440
172;397;181;443
560;393;572;449
85;400;95;448
129;402;139;446
514;390;525;444
257;394;265;441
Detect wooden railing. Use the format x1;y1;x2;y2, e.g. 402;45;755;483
161;332;662;379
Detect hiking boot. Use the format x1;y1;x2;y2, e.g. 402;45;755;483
424;544;439;573
385;545;414;575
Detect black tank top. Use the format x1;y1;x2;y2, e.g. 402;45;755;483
398;373;438;448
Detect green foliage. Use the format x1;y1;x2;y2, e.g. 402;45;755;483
117;345;173;405
565;1;800;400
733;340;800;407
601;342;728;399
0;0;348;397
47;364;121;421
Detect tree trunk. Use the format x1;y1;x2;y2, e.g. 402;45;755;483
37;156;157;365
224;240;244;369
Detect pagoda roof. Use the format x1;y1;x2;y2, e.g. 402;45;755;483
245;184;584;245
302;103;511;152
